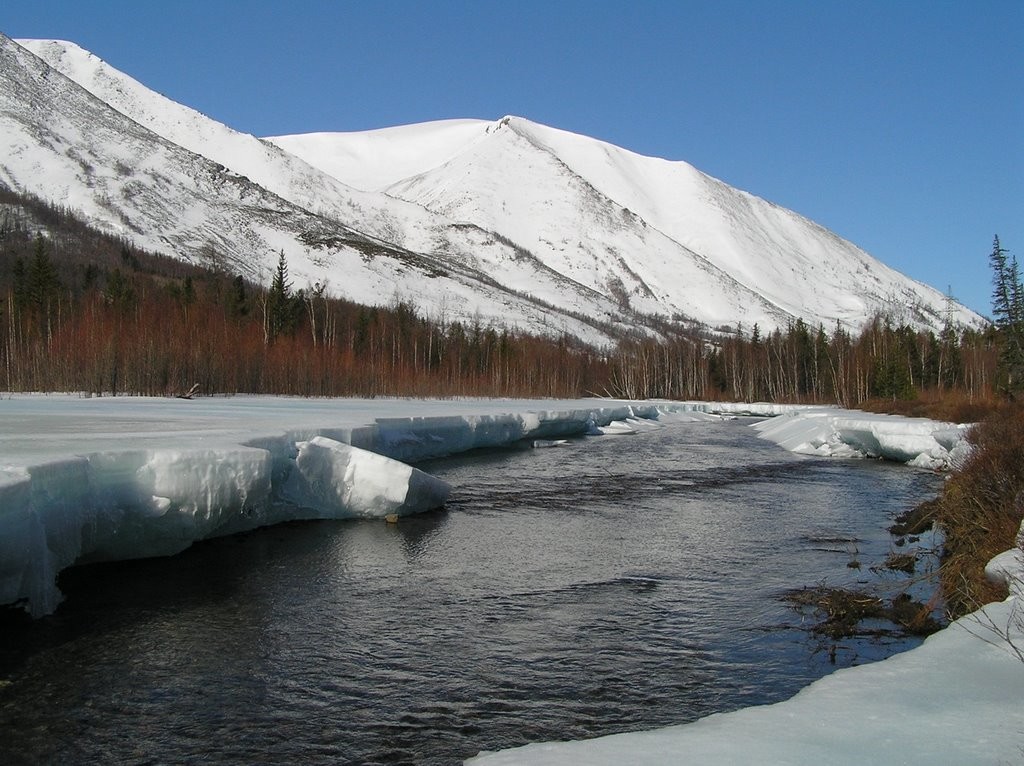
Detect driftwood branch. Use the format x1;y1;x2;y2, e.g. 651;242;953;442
175;383;200;400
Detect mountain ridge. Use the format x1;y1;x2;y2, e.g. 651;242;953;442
4;34;627;344
4;34;982;340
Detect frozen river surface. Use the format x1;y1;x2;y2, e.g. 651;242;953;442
0;416;943;765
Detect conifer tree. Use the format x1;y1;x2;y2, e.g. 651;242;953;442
26;234;61;341
264;250;300;341
990;235;1012;326
989;235;1024;394
105;267;134;310
11;257;27;314
28;234;60;312
228;274;249;318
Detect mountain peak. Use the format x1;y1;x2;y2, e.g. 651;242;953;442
2;35;982;340
493;114;526;129
20;38;91;56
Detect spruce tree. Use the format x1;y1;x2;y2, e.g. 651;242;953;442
989;236;1024;394
28;234;60;312
990;235;1012;327
265;250;299;341
26;234;61;340
105;268;134;311
228;274;249;318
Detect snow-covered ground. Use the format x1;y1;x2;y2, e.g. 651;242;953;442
2;395;1019;764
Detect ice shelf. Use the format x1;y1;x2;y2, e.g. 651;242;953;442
0;396;971;617
0;395;672;616
750;406;971;470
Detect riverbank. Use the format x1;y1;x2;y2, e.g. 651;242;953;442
469;405;1024;765
3;395;1017;762
467;552;1024;764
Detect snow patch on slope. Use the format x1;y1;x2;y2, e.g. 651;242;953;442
269;118;493;191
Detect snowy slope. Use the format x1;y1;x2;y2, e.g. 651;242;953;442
270;118;490;191
506;118;946;325
272;117;981;332
15;41;489;259
0;34;336;280
5;35;982;337
384;118;793;329
1;36;626;343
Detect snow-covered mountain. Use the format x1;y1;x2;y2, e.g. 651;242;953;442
3;34;980;341
273;117;980;333
1;35;625;343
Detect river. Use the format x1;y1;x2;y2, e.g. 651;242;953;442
0;417;943;765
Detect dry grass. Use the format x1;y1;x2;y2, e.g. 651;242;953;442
889;498;939;537
784;586;942;639
931;402;1024;617
858;392;999;424
883;551;918;574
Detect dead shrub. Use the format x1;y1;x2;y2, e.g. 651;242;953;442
784;586;942;639
858;392;998;424
883;551;917;574
933;402;1024;617
889;498;938;537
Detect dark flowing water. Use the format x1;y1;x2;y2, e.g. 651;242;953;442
0;419;943;765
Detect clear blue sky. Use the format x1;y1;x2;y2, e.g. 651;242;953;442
3;1;1021;316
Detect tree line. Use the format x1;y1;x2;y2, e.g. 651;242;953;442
0;189;1016;407
1;221;605;397
603;314;995;404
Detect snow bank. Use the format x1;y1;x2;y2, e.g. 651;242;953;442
750;407;971;469
2;398;967;616
468;531;1024;766
0;396;668;616
686;401;802;418
282;436;451;518
986;523;1024;597
1;439;452;617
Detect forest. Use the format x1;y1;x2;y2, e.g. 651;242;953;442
1;187;1019;415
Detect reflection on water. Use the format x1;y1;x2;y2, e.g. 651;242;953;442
0;419;943;765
